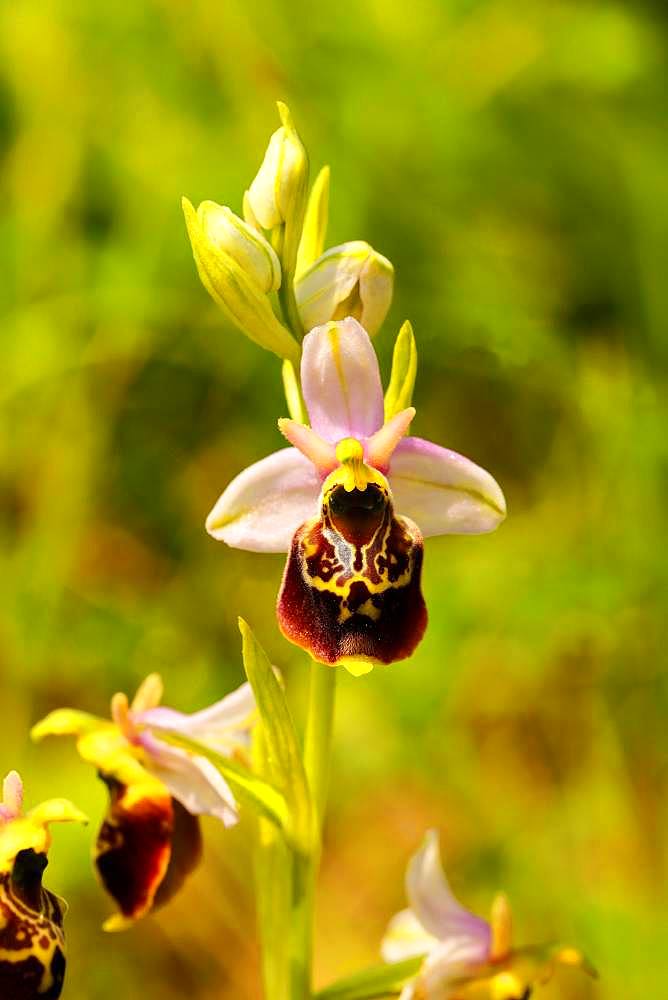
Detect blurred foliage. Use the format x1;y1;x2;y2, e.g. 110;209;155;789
1;0;666;997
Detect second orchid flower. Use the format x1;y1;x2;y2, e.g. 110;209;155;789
32;676;256;930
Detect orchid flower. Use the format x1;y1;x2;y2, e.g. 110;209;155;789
206;317;506;674
32;675;256;931
382;831;595;1000
0;771;87;999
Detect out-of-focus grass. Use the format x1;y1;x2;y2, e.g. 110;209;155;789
1;1;666;997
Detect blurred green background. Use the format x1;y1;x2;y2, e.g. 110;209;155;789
1;0;666;997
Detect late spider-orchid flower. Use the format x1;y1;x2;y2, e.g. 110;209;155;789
206;318;506;673
382;831;595;1000
32;676;256;930
0;771;87;999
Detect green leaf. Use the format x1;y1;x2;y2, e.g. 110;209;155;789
239;618;313;853
154;729;290;832
384;320;418;420
315;958;423;1000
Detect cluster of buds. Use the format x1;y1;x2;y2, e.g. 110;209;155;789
183;103;394;362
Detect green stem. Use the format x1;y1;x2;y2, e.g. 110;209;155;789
290;850;312;1000
273;222;305;342
282;359;308;424
290;660;337;1000
279;259;304;342
304;660;337;826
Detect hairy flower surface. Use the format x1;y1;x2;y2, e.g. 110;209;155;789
207;318;505;672
0;772;87;999
382;831;595;1000
32;676;256;930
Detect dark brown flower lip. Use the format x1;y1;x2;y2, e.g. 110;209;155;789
95;775;202;929
95;776;173;926
0;851;67;1000
277;508;427;666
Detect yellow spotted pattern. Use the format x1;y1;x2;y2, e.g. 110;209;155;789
300;475;420;625
0;871;65;997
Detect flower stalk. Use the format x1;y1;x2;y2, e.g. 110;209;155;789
283;659;337;1000
304;660;337;828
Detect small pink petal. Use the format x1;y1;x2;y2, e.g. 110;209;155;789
406;831;491;952
365;407;416;472
0;771;23;819
278;419;337;476
301;318;384;442
206;447;320;553
389;437;506;536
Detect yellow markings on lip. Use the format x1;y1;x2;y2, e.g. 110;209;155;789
300;497;417;627
339;656;376;677
356;598;381;621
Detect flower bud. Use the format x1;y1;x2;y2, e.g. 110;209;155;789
295;241;394;336
246;102;308;230
197;201;281;293
182;197;300;365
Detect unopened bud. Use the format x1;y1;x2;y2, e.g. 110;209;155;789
182;197;299;364
295;241;393;336
196;201;281;293
246;102;308;231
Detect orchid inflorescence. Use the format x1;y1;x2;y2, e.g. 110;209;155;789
4;104;596;1000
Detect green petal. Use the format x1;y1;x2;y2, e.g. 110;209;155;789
31;708;108;741
384;321;418;420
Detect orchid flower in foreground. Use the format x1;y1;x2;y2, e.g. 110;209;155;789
382;831;596;1000
0;771;87;999
32;676;256;931
207;317;506;673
